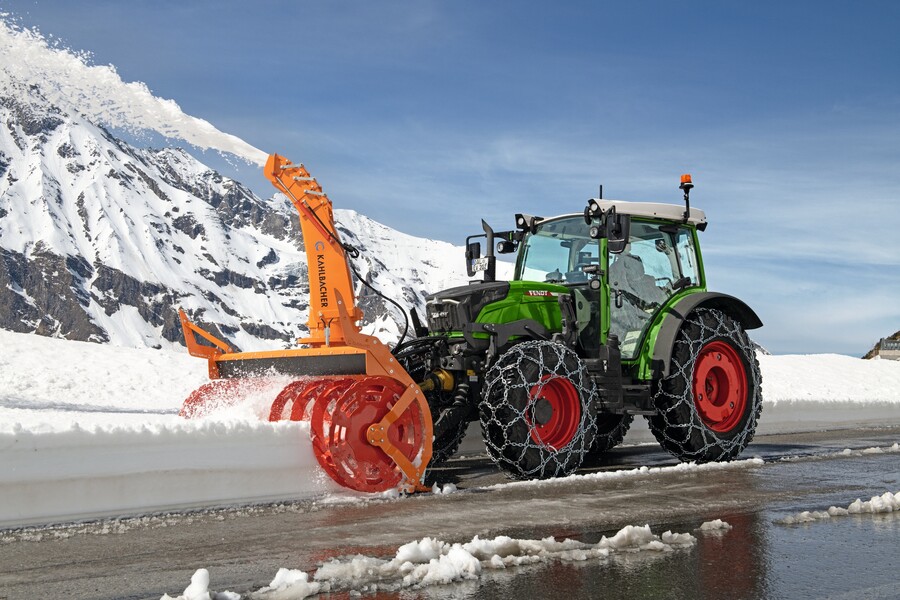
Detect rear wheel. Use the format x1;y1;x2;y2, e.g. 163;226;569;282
480;341;597;479
647;308;762;463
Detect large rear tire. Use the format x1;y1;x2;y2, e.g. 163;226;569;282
647;308;762;463
480;341;598;479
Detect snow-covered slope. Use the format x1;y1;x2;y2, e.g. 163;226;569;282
0;94;480;351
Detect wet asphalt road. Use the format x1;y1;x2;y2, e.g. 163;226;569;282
1;426;899;600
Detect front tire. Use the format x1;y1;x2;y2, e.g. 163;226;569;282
480;341;598;479
647;308;762;463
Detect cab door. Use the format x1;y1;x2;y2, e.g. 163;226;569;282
608;221;700;359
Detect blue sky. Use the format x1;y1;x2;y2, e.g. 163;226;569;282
4;1;899;355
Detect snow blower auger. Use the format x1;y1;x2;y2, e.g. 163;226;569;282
178;153;432;494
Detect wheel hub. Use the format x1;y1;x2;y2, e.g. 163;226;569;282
692;341;748;433
526;376;581;451
532;398;554;426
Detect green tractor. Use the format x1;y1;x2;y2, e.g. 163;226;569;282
398;175;763;479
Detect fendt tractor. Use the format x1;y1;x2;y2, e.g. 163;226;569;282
180;154;763;493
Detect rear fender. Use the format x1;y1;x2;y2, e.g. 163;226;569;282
643;292;763;380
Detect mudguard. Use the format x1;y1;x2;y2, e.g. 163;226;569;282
649;292;763;378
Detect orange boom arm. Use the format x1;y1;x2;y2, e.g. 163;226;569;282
263;153;364;347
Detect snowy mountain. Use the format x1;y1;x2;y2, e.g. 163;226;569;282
0;92;475;351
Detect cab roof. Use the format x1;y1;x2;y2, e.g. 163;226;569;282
587;199;707;227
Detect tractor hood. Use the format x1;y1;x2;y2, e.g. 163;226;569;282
425;280;568;335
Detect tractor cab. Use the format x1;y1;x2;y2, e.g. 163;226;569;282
513;201;707;361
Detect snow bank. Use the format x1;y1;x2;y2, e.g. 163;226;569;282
0;17;267;165
759;354;900;404
162;525;696;599
0;420;339;528
0;330;341;527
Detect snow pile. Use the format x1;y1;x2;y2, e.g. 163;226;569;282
778;490;900;525
750;353;900;435
0;17;267;165
0;419;340;528
163;526;695;599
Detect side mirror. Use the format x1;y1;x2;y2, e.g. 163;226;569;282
607;213;631;254
465;241;482;277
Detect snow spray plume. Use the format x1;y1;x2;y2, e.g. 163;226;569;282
0;16;267;166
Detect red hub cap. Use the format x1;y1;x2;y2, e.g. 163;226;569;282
693;341;748;432
526;376;581;450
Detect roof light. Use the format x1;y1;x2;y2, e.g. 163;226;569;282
680;174;693;190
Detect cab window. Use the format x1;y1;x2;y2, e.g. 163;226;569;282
517;217;599;283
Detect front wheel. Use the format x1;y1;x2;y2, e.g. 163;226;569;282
647;308;762;463
480;341;598;479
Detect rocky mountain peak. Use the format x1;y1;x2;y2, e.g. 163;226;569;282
0;92;472;351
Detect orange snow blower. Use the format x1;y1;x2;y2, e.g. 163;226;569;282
178;153;433;493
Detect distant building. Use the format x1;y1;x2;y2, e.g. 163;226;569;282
875;338;900;361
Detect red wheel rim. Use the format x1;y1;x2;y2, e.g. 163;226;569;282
526;375;581;450
309;376;425;493
692;341;748;432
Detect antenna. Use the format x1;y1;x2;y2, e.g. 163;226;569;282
598;184;603;199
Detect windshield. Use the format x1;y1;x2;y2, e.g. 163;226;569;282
516;217;599;283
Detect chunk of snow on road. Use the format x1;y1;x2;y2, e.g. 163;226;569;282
251;569;324;599
778;491;900;524
699;519;733;532
159;568;239;600
431;482;458;495
171;525;695;599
